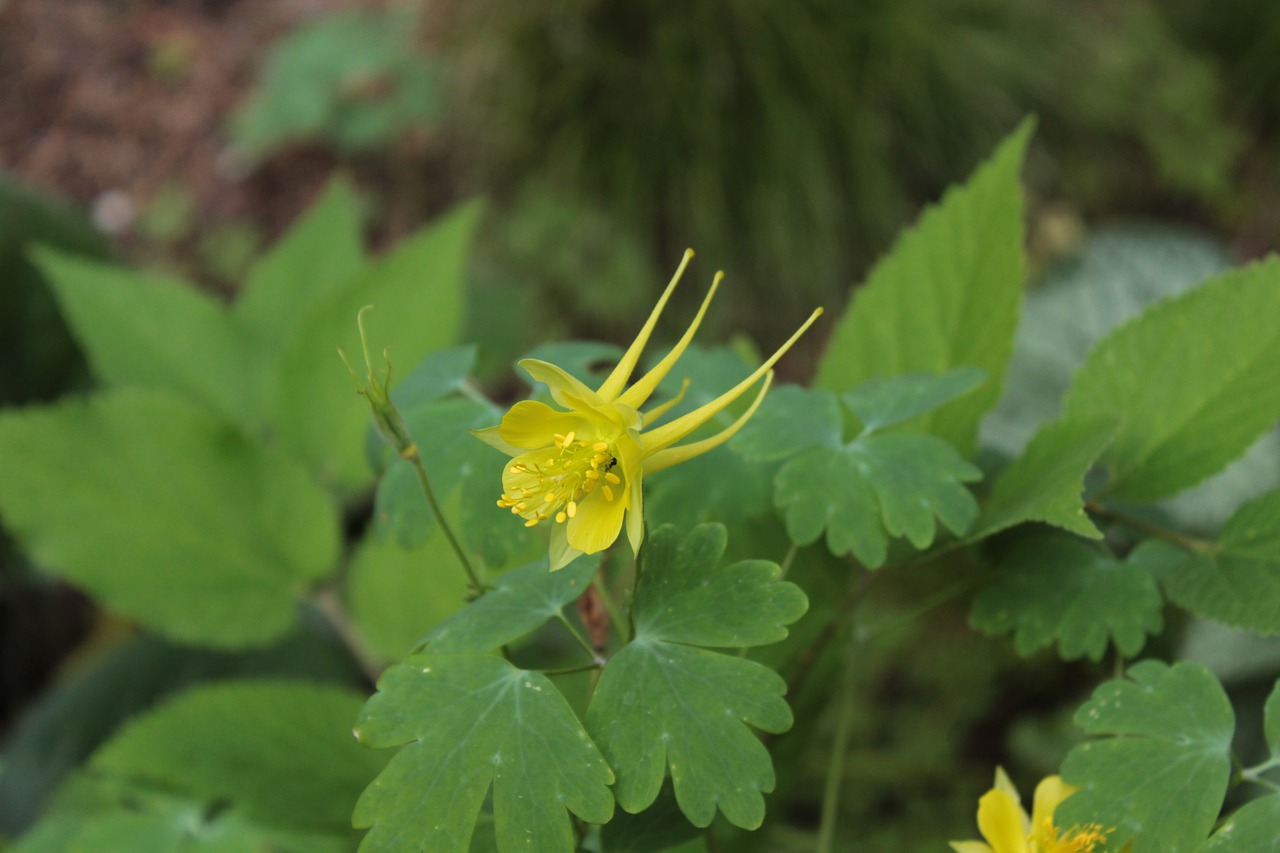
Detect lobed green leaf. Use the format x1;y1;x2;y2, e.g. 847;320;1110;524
353;654;614;853
841;367;986;433
1059;660;1235;853
1196;796;1280;853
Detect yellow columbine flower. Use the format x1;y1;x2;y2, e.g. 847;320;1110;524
474;249;822;571
950;768;1123;853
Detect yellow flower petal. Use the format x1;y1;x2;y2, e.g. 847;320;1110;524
1030;775;1076;839
595;248;694;402
616;271;721;411
470;425;524;457
642;307;823;455
950;842;996;853
549;523;584;572
519;359;607;412
566;478;629;555
615;434;644;554
643;371;772;475
498;400;595;450
640;378;690;428
977;789;1031;853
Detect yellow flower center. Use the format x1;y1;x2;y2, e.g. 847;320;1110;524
1036;820;1111;853
496;432;623;527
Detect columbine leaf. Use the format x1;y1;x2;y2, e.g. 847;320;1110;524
586;525;807;829
90;681;386;835
353;654;614;853
1197;796;1280;852
973;415;1119;540
814;120;1031;455
731;385;844;462
1061;256;1280;501
841;367;986;433
419;555;598;654
1149;490;1280;634
1059;660;1235;853
389;346;478;410
970;533;1163;661
270;201;480;490
0;390;338;648
34;250;252;426
774;433;980;567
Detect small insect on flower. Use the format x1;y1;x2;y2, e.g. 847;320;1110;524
473;249;822;570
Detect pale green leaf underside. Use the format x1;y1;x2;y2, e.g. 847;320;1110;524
419;555;598;654
1062;256;1280;501
814;120;1031;455
1060;660;1235;853
1197;796;1280;852
91;681;386;834
0;390;338;648
354;654;613;853
973;415;1120;540
970;533;1163;661
1151;490;1280;634
774;433;980;567
586;525;804;830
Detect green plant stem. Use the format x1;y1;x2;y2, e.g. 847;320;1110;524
542;661;604;677
312;587;383;684
1085;500;1214;552
817;648;858;853
556;613;605;666
405;447;485;593
779;543;798;580
1241;755;1280;792
592;573;629;643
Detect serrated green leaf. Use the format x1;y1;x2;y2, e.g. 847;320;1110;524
842;367;986;433
730;385;842;462
973;415;1120;540
420;555;598;653
586;525;806;829
970;533;1163;661
814;121;1031;455
1150;490;1280;634
774;433;980;567
353;654;614;853
1197;795;1280;852
1060;660;1235;853
234;178;365;354
91;680;386;834
34;250;252;426
347;530;472;662
0;390;338;648
1061;257;1280;501
270;201;480;490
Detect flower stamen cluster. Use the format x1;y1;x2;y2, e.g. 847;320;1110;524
498;434;622;527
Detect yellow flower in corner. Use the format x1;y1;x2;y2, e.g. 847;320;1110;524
474;249;822;571
950;768;1124;853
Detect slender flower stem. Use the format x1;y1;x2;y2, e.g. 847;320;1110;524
592;573;629;643
817;646;857;853
1085;500;1214;552
312;587;383;684
556;613;605;666
779;543;799;580
404;446;485;594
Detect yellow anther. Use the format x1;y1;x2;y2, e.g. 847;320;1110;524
567;500;577;518
543;492;556;503
524;518;539;528
602;485;615;502
604;472;621;485
585;470;600;480
555;511;567;523
563;431;576;447
593;441;609;452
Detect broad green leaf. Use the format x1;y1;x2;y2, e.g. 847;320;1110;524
353;654;614;853
389;346;478;410
419;555;598;653
0;390;339;648
970;533;1163;661
731;385;843;462
1150;490;1280;634
1267;679;1280;758
815;121;1031;455
973;415;1120;539
1060;660;1235;853
642;445;775;533
774;433;980;567
34;250;252;426
1061;257;1280;501
586;525;807;829
842;367;986;433
270;201;480;490
1197;796;1280;853
91;680;386;834
347;530;472;662
235;178;365;354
